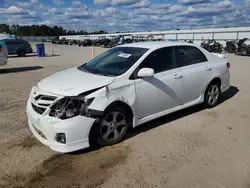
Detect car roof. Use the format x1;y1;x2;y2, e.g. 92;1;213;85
119;41;198;50
1;39;20;41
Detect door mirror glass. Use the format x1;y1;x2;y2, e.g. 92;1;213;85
137;68;154;78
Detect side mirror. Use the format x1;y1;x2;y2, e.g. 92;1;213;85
137;68;154;78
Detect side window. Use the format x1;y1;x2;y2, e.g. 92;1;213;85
16;40;25;44
139;47;174;74
19;40;26;44
5;40;11;45
175;46;207;67
5;40;20;45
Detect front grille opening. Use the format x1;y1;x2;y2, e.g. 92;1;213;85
38;103;50;107
34;95;42;100
40;96;57;101
32;103;46;114
35;95;56;101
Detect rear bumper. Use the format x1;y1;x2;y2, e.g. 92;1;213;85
220;65;230;93
221;83;230;93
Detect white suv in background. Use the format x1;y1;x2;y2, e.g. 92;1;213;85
0;42;8;66
26;41;230;153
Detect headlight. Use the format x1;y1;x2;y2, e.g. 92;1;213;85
49;98;94;119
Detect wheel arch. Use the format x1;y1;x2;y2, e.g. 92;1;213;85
16;48;26;54
88;100;134;146
204;77;222;94
208;77;221;87
103;100;134;123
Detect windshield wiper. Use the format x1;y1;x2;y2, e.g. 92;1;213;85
90;68;111;76
78;64;89;72
79;64;111;76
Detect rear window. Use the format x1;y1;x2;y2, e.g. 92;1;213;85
175;46;208;67
5;40;25;45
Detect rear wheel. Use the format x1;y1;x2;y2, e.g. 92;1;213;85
204;82;221;108
93;106;130;146
17;49;26;57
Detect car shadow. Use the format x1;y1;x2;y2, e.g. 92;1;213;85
219;86;239;104
45;54;61;58
8;54;60;58
8;54;38;58
0;66;43;74
70;85;239;155
145;77;181;103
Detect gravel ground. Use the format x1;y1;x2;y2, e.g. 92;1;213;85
0;43;250;188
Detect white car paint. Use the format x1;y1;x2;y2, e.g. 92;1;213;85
38;67;115;96
26;41;230;153
134;66;183;119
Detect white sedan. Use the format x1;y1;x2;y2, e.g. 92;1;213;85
26;41;230;153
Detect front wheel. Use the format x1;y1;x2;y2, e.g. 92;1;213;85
93;106;130;146
204;82;221;108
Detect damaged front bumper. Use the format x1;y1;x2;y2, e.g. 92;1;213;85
26;89;97;153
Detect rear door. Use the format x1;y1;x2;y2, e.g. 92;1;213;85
134;47;183;119
174;46;212;104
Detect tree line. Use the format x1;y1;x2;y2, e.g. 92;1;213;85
0;24;108;36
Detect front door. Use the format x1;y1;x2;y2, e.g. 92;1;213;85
134;47;183;119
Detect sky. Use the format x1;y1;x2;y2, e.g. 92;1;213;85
0;0;250;32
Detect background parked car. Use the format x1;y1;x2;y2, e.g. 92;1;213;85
0;41;8;66
78;39;92;47
41;38;51;42
0;39;33;57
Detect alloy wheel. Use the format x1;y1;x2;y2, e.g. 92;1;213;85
100;111;127;142
207;85;219;106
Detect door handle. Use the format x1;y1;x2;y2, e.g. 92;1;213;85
206;67;212;71
174;74;183;79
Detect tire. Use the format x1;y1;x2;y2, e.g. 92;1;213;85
204;82;221;108
92;106;130;146
17;49;26;57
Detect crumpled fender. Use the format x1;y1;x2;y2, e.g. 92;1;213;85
85;79;136;116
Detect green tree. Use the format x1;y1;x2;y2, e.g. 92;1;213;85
0;24;10;33
2;24;108;36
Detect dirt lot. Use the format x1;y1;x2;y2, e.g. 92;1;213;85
0;43;250;188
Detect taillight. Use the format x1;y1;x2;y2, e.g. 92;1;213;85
227;62;230;69
0;45;2;53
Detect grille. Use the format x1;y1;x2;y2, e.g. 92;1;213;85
35;95;56;101
38;103;50;107
31;93;57;115
32;103;46;114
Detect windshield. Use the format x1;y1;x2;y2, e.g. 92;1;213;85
78;47;148;76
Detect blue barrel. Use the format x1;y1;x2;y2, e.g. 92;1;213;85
36;43;45;57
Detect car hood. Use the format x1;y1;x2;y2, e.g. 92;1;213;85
38;67;115;96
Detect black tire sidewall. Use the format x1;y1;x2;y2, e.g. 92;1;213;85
93;106;130;146
17;50;25;57
204;82;221;108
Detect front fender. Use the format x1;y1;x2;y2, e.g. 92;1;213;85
86;81;136;116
